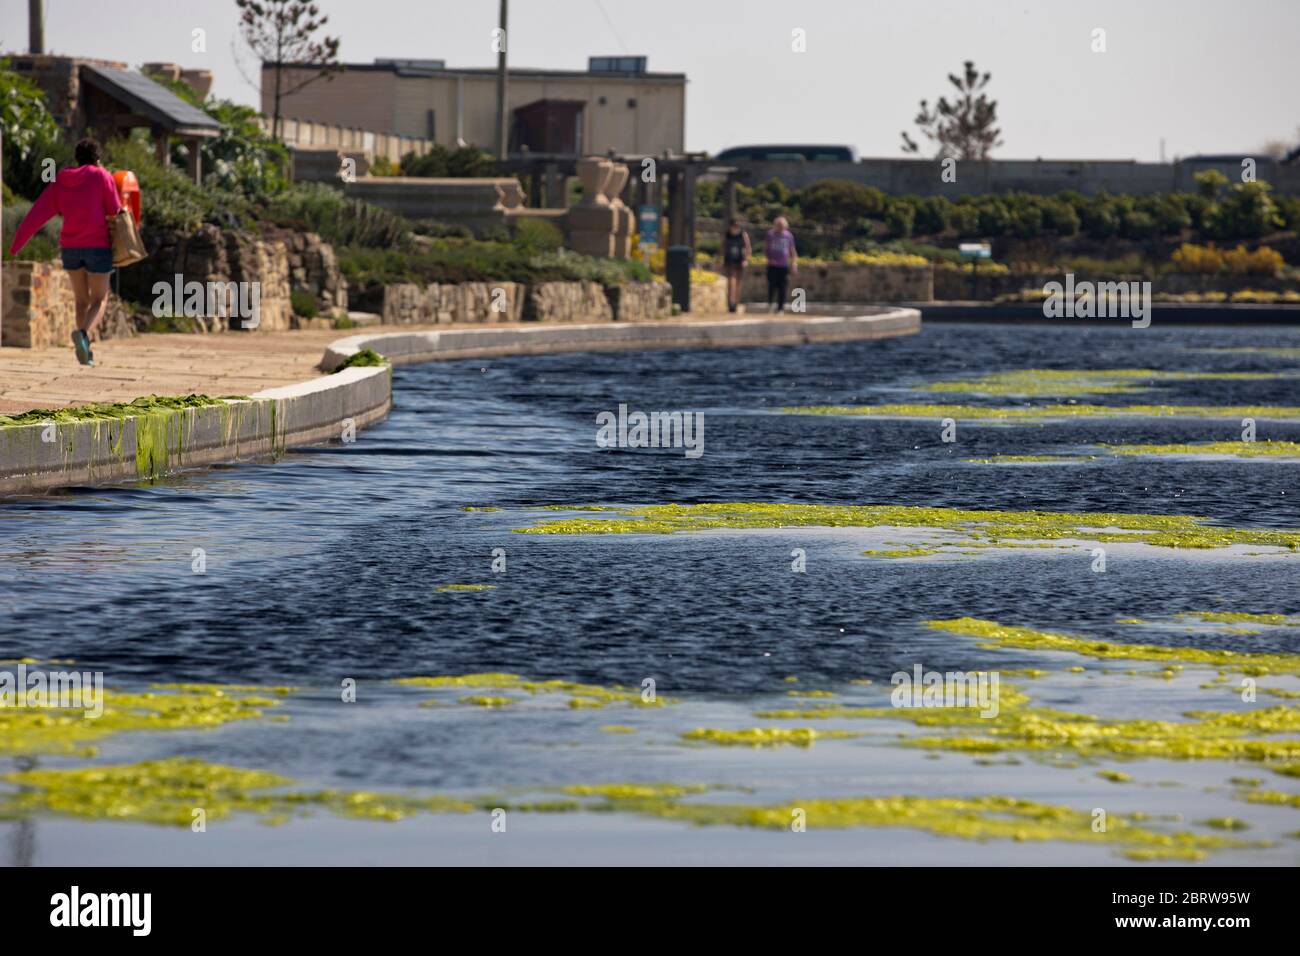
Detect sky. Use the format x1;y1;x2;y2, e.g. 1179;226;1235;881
3;0;1298;161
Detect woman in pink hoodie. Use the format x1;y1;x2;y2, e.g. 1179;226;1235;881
9;138;122;366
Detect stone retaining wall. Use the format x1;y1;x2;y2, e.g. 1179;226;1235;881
740;262;933;303
117;224;294;332
381;279;672;325
381;281;527;324
1;260;136;348
526;281;613;323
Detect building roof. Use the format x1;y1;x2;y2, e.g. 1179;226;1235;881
264;61;686;82
81;65;221;136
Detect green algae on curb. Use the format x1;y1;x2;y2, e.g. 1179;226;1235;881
331;348;388;372
926;617;1300;676
0;394;231;428
0;684;293;757
681;727;861;747
781;403;1300;422
920;368;1286;398
514;502;1300;552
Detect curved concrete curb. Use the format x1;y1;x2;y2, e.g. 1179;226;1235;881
0;365;389;496
320;308;922;370
1;310;917;495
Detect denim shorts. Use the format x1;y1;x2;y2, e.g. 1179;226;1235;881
61;247;114;274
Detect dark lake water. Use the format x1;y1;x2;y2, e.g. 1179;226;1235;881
2;321;1299;865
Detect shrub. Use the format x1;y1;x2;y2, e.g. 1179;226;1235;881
0;60;72;201
951;203;981;237
1215;182;1284;239
1169;243;1282;277
976;199;1011;237
105;135;253;233
913;196;952;235
1222;244;1283;276
263;182;410;249
2;198;61;261
290;290;319;318
511;217;564;256
400;145;497;178
1040;199;1079;237
884;200;916;238
796;180;886;223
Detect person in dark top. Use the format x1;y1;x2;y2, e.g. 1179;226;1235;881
721;218;752;313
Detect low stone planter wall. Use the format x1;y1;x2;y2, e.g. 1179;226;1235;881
381;281;526;324
1;260;136;347
689;279;727;315
525;281;613;323
384;279;670;325
740;262;933;303
118;224;294;332
605;281;671;322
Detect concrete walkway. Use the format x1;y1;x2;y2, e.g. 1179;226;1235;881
0;326;437;415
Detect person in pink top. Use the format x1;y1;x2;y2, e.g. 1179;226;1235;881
9;138;122;365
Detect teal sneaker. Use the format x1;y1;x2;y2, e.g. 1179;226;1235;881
71;330;95;366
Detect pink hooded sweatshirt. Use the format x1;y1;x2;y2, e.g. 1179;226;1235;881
9;165;122;255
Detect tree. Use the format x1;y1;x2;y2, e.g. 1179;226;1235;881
236;0;341;141
901;60;1003;161
1;59;71;200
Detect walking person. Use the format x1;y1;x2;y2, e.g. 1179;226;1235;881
8;138;122;366
764;216;798;313
721;218;752;313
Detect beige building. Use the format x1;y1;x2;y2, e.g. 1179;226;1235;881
262;57;686;157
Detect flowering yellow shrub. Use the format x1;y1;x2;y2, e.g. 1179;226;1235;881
839;250;929;267
1170;243;1282;277
690;268;719;285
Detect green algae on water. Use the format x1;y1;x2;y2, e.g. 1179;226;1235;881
926;617;1300;676
1104;440;1300;460
1176;611;1297;626
681;727;860;747
0;759;1268;859
781;403;1300;422
0;683;293;757
515;502;1300;552
393;672;664;707
920;368;1286;398
436;584;496;592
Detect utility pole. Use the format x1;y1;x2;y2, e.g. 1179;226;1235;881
29;0;45;54
494;0;508;160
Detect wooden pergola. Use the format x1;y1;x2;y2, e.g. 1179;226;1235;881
79;65;220;184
